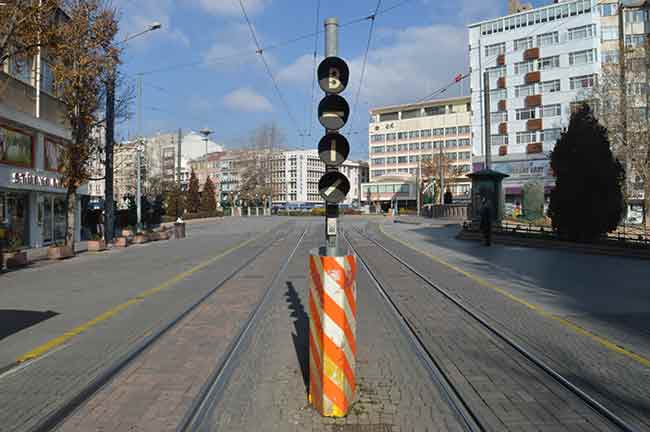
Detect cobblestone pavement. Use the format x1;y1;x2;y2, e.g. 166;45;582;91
0;218;290;432
375;220;650;431
205;222;466;432
57;223;309;432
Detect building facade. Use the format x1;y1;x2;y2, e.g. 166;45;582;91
368;96;473;200
468;0;616;212
0;16;86;249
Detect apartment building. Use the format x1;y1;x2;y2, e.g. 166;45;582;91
368;96;473;199
0;9;87;248
468;0;619;208
113;141;144;209
271;149;368;207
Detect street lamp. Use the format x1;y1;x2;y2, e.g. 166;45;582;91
135;140;145;231
199;127;213;156
105;22;161;243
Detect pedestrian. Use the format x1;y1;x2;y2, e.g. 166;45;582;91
97;211;104;239
479;196;492;246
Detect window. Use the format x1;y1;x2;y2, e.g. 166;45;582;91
445;127;457;136
409;142;420;151
625;35;645;48
386;145;397;152
516;83;536;98
433;141;443;149
625;10;646;24
599;3;617;16
379;112;399;122
491;111;508;122
568;24;596;41
10;56;33;84
386;133;396;141
541;128;561;142
515;60;535;75
409;155;419;163
0;125;34;166
398;144;408;152
402;109;420;120
448;152;458;161
370;134;385;143
537;31;559;47
420;129;431;137
490;88;507;100
487;65;506;80
628;82;648;96
541;79;561;93
459;151;471;160
538;55;560;70
409;130;420;139
514;37;533;51
569;49;596;65
491;135;508;146
458;139;470;147
600;25;618;42
424;105;446;116
370;146;385;154
446;139;458;148
398;132;408;140
541;104;561;117
421;141;432;150
517;131;537;144
485;42;506;57
432;128;444;137
516;108;536;120
386;157;397;164
457;126;470;135
602;50;619;65
570;74;596;90
372;158;386;165
40;61;56;94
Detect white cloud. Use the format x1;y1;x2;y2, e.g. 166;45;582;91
201;23;277;72
192;0;270;16
223;88;273;112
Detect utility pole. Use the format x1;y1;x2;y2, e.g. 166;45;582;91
439;144;444;205
104;70;115;241
136;74;143;230
325;17;339;253
416;157;421;216
483;70;492;170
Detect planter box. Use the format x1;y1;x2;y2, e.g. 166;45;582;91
499;145;508;156
497;77;506;89
526;143;543;154
4;251;29;269
115;237;129;248
525;71;541;84
498;122;508;135
152;231;170;241
87;240;107;252
133;234;149;244
122;229;134;238
497;53;505;66
525;95;542;108
48;245;75;260
523;47;539;61
527;118;543;131
497;100;507;112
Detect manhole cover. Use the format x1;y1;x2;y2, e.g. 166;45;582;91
329;425;392;432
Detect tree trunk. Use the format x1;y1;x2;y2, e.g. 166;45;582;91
645;180;650;230
66;186;77;249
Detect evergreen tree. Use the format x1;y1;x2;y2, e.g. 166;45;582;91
186;169;201;213
548;104;625;242
164;182;185;220
200;177;217;214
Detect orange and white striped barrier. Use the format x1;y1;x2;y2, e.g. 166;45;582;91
308;253;357;417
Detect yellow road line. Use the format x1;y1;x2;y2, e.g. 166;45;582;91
16;228;274;363
378;223;650;368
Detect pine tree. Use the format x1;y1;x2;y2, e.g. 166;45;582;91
164;183;185;220
186;169;201;214
548;104;625;242
200;177;217;214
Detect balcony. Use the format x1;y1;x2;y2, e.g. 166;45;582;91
523;47;540;61
498;100;507;111
497;54;506;66
499;145;508;156
525;95;542;108
498;122;508;135
525;71;540;84
527;119;542;131
497;77;506;89
526;143;543;154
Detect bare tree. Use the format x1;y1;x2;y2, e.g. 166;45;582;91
589;40;650;228
421;153;464;204
50;0;120;248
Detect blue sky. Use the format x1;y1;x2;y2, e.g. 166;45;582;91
116;0;549;159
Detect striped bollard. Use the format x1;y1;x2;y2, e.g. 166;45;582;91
308;253;357;417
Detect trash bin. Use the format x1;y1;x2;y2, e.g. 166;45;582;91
174;222;186;239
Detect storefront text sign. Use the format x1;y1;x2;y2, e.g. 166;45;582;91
11;171;64;189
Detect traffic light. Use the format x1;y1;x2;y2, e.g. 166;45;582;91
317;56;351;247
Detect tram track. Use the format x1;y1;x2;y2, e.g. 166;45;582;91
29;224;306;432
344;225;637;432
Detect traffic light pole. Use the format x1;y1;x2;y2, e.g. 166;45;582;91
325;17;339;256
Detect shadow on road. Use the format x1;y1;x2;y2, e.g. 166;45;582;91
0;309;58;341
286;281;309;394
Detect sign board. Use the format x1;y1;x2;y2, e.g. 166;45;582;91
318;56;349;94
319;171;350;203
326;217;337;236
318;133;350;166
318;95;350;131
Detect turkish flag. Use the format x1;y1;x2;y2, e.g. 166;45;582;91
454;73;463;82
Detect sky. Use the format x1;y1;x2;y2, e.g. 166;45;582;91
115;0;549;160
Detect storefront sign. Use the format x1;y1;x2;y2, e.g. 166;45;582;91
11;171;64;189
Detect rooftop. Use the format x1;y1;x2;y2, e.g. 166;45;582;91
369;95;470;115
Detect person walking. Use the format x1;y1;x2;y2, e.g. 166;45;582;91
479;196;492;246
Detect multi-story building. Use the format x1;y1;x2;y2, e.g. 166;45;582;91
0;8;88;249
368;96;473;201
468;0;623;211
113;141;145;209
271;149;369;207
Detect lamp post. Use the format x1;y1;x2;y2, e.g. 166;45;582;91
105;22;161;242
199;128;213;156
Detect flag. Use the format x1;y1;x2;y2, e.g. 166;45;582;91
454;73;463;82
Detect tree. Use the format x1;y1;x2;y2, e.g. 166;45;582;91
200;177;217;214
50;0;120;249
186;169;200;213
164;182;185;220
421;152;463;205
590;39;650;228
548;105;625;242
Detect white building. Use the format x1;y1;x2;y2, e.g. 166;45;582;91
271;149;368;207
368;96;473;200
468;0;603;206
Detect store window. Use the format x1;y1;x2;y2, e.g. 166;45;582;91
0;192;29;247
45;138;64;171
0;125;34;167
